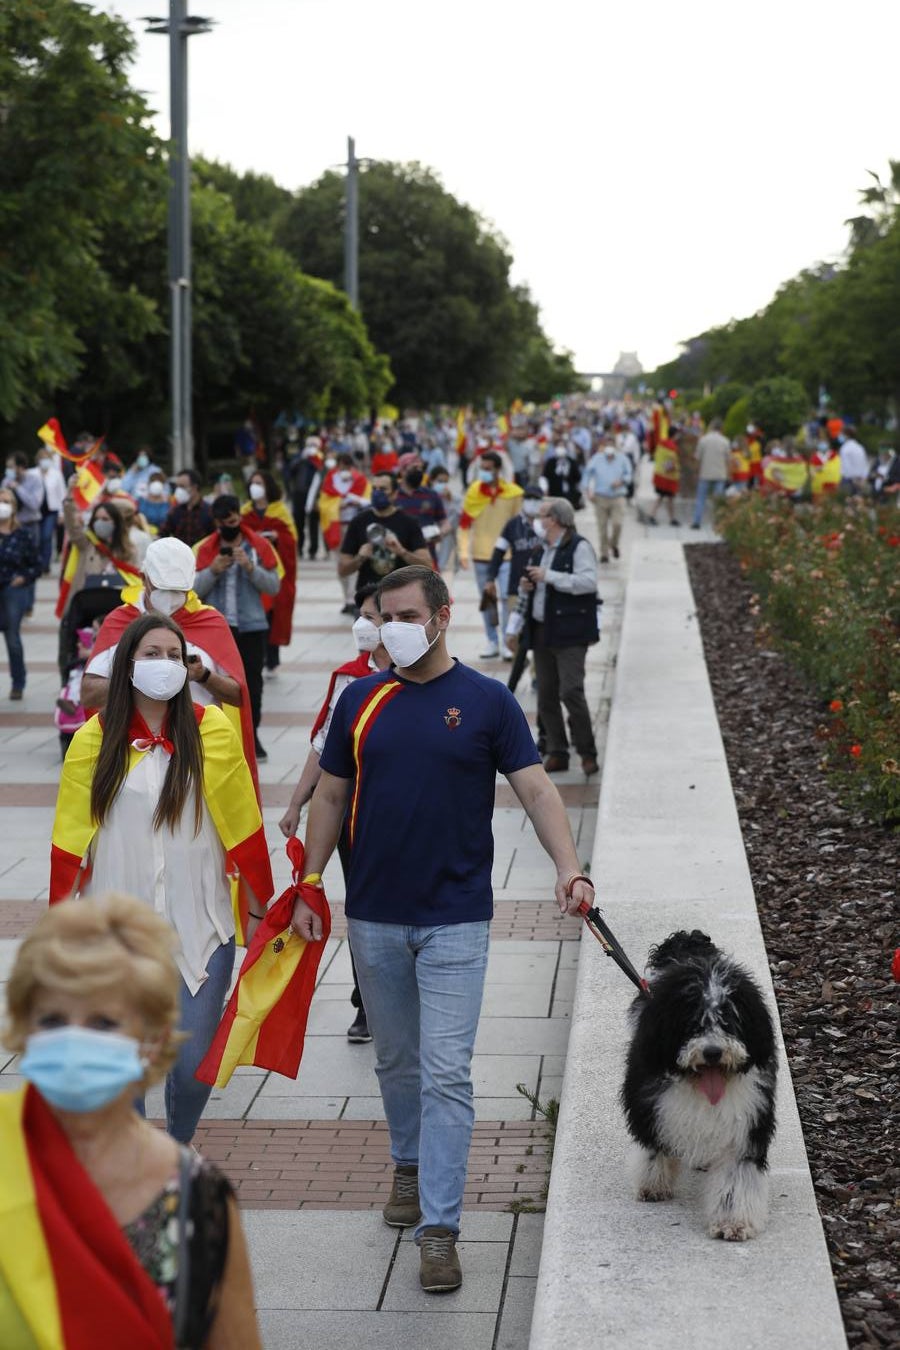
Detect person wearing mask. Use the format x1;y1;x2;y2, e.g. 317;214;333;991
136;472;171;534
430;468;462;572
241;470;297;673
100;455;138;513
194;496;281;763
79;537;260;792
50;614;274;1141
483;483;543;604
515;497;600;776
458;451;524;659
57;494;141;683
584;437;632;562
0;485;41;700
286;436;325;560
121;446;163;498
1;893;262;1348
691;418;731;528
339;472;432;599
34;447;67;574
2;453;44;551
319;451;371;613
395;454;448;565
279;582;392;1044
158;469;215;547
289;565;596;1293
543;434;583;508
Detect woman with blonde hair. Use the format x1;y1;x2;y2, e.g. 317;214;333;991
0;892;261;1348
50;612;273;1143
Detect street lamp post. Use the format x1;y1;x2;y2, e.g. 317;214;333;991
344;135;359;311
145;2;212;474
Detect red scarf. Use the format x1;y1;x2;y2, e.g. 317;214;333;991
310;652;373;743
128;707;175;757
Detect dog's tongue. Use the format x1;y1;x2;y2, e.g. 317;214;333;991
694;1066;727;1105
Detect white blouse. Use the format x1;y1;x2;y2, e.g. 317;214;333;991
87;746;233;994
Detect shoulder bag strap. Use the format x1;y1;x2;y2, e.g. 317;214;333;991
172;1146;194;1348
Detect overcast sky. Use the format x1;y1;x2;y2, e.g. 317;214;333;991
104;0;899;376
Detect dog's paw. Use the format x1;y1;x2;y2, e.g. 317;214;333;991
637;1184;674;1203
709;1219;757;1242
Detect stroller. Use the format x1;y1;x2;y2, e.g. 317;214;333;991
55;622;100;757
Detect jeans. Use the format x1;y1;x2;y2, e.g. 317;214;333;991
692;478;726;526
39;512;58;573
136;938;235;1143
474;559;510;646
347;918;490;1237
0;584;31;692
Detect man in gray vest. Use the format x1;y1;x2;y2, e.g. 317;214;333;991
518;497;600;776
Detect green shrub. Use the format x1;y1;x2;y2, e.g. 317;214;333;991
746;376;809;440
717;493;900;825
722;395;751;440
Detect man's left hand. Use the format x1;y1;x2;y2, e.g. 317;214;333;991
526;565;546;583
384;532;403;556
235;548;254;573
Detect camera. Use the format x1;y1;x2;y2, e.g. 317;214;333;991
219;546;233;557
366;523;386;546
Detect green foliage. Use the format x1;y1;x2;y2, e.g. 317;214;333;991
722;396;751;440
703;382;748;422
276;161;580;407
719;494;900;825
746;377;809;439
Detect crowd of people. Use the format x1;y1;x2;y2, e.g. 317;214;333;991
1;395;897;1334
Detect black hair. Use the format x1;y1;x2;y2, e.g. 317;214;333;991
354;581;380;609
176;468;201;488
372;470;398;492
211;494;241;520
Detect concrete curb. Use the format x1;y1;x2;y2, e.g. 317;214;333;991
529;539;847;1350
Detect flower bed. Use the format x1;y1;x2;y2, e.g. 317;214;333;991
716;493;900;825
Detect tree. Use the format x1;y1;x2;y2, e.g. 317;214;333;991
276;161;580;407
746;378;809;439
0;0;167;426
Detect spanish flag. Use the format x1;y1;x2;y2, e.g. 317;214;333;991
55;534;143;620
761;454;809;495
197;837;331;1087
810;449;841;497
496;413;510;437
37;418;71;460
317;467;369;552
0;1085;173;1348
71;458;106;513
455;409;467;458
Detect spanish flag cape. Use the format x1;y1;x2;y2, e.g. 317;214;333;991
652;438;680;494
318;469;370;551
458;476;522;528
730;444;751;483
761;453;809;496
89;588;260;800
810;448;841;497
0;1085;174;1349
49;704;273;941
309;651;372;744
194;519;282;579
748;434;764;481
240;499;296;646
55;532;142;619
197;837;330;1088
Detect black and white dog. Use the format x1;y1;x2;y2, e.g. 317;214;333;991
620;930;778;1241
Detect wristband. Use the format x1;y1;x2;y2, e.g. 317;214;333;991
198;666;211;685
302;873;322;885
565;873;595;898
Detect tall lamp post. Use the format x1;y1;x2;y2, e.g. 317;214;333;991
145;2;212;474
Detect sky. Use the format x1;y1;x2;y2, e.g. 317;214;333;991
103;0;900;376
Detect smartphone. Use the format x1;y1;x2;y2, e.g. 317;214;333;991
219;546;233;557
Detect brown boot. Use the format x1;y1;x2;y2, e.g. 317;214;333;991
543;753;569;773
418;1226;462;1292
382;1165;421;1228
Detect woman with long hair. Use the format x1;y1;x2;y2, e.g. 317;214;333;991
57;492;142;681
50;612;273;1142
0;484;41;700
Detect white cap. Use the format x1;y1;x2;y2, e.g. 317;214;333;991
142;537;196;590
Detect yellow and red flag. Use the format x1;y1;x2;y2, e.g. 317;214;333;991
496;413;510;437
455;409;467;458
71;458;106;513
761;454;809;495
197;837;331;1087
37;417;71;459
810;449;841;497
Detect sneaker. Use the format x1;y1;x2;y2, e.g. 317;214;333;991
647;517;658;527
670;519;681;527
690;522;700;530
418;1226;462;1293
500;644;514;661
600;555;609;563
383;1166;421;1228
10;689;23;702
347;1011;372;1043
479;644;500;659
611;545;620;559
254;739;268;762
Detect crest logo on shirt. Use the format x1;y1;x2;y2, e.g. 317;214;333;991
444;706;462;730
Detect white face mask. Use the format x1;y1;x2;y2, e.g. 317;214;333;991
0;503;13;521
149;589;187;616
92;518;114;541
380;614;440;668
324;457;337;470
106;477;123;493
532;519;547;540
248;482;266;501
352;615;381;652
522;500;541;517
131;658;187;701
173;486;191;506
147;482;165;498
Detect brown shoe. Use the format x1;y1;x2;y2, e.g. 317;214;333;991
581;756;599;776
543;753;569;773
382;1165;421;1228
419;1226;462;1292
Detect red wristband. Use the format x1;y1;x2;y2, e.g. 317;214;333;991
565;874;595;898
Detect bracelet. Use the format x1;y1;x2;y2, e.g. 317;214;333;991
198;666;211;685
565;873;595;898
302;872;322;885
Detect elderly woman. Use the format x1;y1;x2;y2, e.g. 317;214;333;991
0;484;41;700
0;892;261;1348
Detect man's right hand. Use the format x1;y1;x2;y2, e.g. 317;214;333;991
357;541;374;560
279;805;300;838
210;552;233;575
291;895;323;941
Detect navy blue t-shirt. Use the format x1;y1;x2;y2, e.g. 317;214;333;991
318;660;540;924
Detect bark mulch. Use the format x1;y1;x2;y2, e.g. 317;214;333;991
685;542;898;1350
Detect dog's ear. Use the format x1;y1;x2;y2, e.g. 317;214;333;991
729;972;776;1066
648;929;715;970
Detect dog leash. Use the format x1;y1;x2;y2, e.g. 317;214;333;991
566;875;651;1000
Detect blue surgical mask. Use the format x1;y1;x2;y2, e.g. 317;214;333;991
478;469;495;484
21;1025;145;1113
371;489;391;511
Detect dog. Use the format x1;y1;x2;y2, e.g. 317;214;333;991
620;929;777;1241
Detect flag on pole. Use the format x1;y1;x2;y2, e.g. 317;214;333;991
196;837;331;1088
455;409;467;458
71;458;106;514
37;418;70;458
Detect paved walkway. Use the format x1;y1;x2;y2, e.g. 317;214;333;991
0;492;645;1346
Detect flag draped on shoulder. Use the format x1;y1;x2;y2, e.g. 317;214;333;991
55;533;142;620
0;1085;174;1349
197;837;331;1087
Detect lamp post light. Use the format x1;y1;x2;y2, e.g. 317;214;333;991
145;2;212;474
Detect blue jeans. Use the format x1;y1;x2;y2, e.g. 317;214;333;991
474;559;510;646
692;478;726;526
136;938;235;1143
1;584;31;692
347;918;490;1237
39;513;58;573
